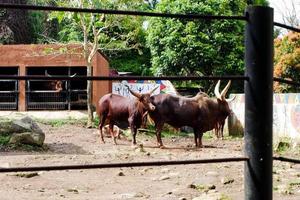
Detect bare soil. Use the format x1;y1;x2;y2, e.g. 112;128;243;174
0;123;299;200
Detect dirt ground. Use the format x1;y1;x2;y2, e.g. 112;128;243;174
0;123;300;200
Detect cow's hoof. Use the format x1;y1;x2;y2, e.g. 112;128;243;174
159;145;166;149
112;139;118;145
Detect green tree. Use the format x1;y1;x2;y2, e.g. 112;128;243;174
146;0;246;92
47;0;148;127
250;0;269;6
274;31;300;92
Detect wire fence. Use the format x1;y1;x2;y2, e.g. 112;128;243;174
1;4;300;200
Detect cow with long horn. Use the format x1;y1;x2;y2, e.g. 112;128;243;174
44;70;77;92
97;85;159;145
148;80;234;148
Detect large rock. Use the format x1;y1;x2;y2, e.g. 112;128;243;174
9;132;45;146
0;116;45;146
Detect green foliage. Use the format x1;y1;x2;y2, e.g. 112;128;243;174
146;0;246;92
0;134;10;145
275;138;291;154
252;0;269;6
93;116;100;128
107;49;152;75
273;31;300;92
38;118;87;127
0;133;45;151
45;0;150;75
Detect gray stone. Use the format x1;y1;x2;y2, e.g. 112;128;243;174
159;175;170;181
9;132;45;146
1;116;45;146
221;177;235;185
11;117;43;134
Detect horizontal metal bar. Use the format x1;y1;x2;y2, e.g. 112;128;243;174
273;77;300;87
26;90;68;93
0;157;249;173
0;91;19;93
274;22;300;33
0;3;247;21
0;75;249;81
27;102;67;105
273;156;300;164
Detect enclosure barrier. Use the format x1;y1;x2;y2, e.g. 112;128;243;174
1;3;300;200
0;3;299;33
273;156;300;164
0;157;249;173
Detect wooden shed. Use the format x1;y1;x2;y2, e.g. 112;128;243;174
0;44;110;111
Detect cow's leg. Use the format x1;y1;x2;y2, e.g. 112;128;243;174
194;128;203;148
155;122;165;148
220;122;225;140
128;117;138;146
193;132;198;148
131;127;138;146
198;132;204;148
98;114;107;143
114;126;121;139
214;125;218;139
109;123;117;145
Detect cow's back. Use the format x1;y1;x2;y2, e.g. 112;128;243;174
150;94;203;128
98;93;132;121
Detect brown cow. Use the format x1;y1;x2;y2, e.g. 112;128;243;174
45;71;76;92
97;86;158;145
149;80;234;148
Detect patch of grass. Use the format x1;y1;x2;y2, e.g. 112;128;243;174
289;179;300;187
219;194;232;200
189;183;216;192
93;116;100;128
0;134;10;145
38;118;87;127
14;172;39;178
275;138;292;154
1;133;47;152
142;124;193;138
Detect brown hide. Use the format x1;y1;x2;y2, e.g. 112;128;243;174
149;81;232;148
97;91;156;145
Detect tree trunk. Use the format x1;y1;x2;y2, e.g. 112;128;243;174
0;0;32;44
86;64;93;128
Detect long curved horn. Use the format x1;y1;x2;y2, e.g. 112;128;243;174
214;80;222;100
45;70;52;77
69;73;77;77
226;95;236;102
149;86;159;95
220;80;231;99
125;85;141;99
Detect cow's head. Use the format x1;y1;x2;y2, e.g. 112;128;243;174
126;85;159;111
45;70;63;92
214;80;235;118
45;70;77;92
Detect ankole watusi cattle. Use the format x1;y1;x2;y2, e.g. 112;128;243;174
97;85;158;145
44;70;76;92
148;80;234;148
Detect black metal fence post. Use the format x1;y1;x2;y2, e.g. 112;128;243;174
245;6;274;200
